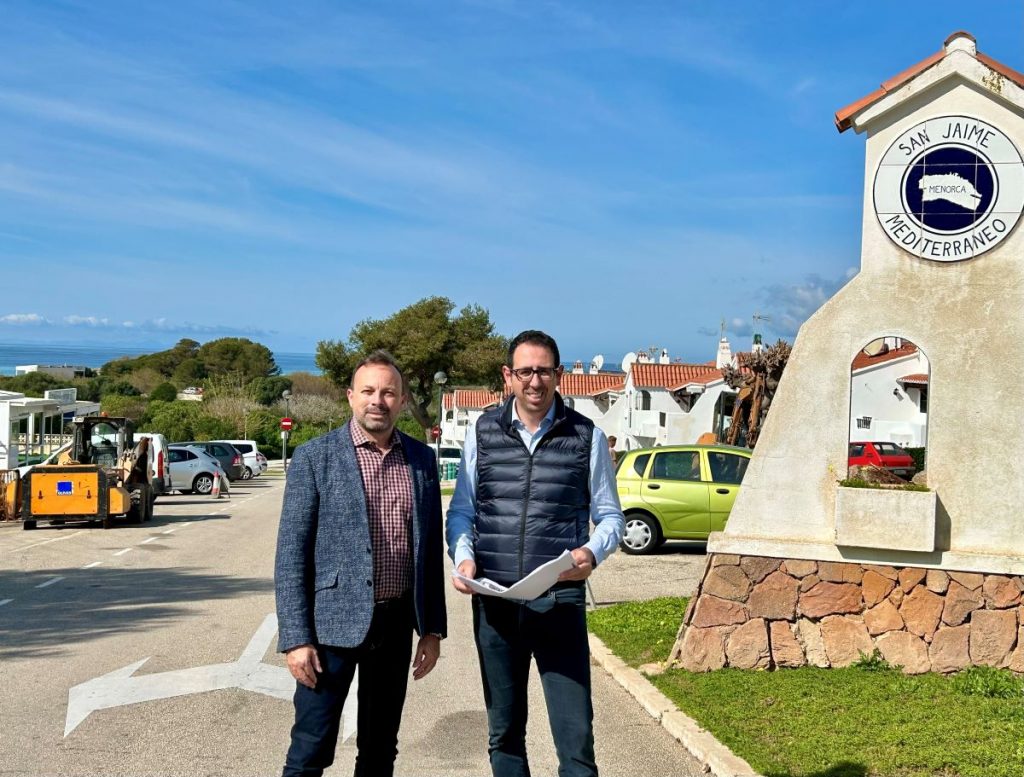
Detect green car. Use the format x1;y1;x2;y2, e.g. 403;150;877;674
615;444;752;554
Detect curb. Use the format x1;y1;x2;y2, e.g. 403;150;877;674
588;634;763;777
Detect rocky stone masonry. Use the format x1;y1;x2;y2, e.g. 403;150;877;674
674;554;1024;674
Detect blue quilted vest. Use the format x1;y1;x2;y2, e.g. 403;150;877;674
474;394;593;585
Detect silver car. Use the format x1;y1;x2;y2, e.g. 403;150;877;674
167;445;225;495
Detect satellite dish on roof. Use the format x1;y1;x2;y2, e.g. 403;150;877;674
620;351;638;373
590;354;604;372
862;339;887;356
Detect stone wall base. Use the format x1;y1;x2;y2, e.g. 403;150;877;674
671;554;1024;674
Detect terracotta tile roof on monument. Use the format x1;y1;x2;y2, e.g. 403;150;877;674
442;389;503;410
835;31;1024;132
631;362;720;390
851;342;918;371
899;373;929;384
557;372;625;397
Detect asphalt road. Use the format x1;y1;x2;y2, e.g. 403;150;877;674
0;475;707;777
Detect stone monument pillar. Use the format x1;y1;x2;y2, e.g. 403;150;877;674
676;32;1024;674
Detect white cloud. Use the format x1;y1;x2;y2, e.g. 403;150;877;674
63;315;110;326
758;269;857;339
0;311;274;338
0;312;50;325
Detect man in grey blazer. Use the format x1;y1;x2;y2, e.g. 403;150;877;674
275;350;447;777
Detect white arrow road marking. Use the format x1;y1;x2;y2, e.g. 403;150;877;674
64;614;357;742
0;598;12;607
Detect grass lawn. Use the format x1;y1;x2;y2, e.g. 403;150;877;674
588;598;1024;777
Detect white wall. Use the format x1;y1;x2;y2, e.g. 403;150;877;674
849;351;929;447
618;381;733;448
0;402;11;469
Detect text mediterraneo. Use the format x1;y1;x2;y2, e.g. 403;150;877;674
873;115;1024;262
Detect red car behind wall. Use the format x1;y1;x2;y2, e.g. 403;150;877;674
849;441;916;479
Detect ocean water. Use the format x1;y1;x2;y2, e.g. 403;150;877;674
0;342;318;377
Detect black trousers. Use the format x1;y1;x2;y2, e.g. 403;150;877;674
473;583;597;777
282;596;414;777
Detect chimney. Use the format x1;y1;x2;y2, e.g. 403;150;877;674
572;360;584;374
659;348;669;364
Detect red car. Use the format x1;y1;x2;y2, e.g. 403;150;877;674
849;441;916;479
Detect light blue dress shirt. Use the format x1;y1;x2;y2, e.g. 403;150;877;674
446;400;626;571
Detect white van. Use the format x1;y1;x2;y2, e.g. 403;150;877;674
214;439;266;479
134;432;172;497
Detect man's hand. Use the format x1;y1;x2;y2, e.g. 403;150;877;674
452;559;477;594
412;634;441;680
558;547;596;581
285;644;321;689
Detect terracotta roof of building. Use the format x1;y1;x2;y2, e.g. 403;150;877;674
558;373;625;397
669;372;728;391
851;342;919;371
631;363;720;390
899;373;929;384
835;31;1024;132
443;389;502;410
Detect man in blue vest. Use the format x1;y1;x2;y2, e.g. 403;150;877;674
447;330;625;777
275;351;447;777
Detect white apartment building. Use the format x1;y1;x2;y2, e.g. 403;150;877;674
849;338;929;447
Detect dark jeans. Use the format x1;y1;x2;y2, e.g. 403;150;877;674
472;584;597;777
282;596;414;777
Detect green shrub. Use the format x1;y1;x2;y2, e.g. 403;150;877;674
953;666;1024;698
905;446;926;471
851;647;898;672
149;382;178;402
839;477;929;492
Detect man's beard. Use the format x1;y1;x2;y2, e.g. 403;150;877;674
356;409;390;433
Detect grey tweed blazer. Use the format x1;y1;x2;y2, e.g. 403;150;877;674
274;422;447;652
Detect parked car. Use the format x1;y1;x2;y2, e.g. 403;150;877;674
615;444;752;555
172;441;244;481
848;441;916;479
213;439;265;479
167;446;225;495
134;432;172;498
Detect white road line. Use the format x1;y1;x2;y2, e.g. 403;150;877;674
180;522;193;528
36;576;65;589
113;548;132;556
161;528;176;535
0;598;13;607
12;530;85;552
82;561;103;569
141;537;158;544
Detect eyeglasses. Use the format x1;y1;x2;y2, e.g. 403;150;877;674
509;366;558;382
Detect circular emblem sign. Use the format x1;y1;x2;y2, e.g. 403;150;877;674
873;115;1024;261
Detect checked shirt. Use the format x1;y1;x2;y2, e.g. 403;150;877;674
350;420;414;602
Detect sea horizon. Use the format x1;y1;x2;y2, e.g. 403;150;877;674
0;341;319;377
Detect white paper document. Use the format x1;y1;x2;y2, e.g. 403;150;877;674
453;550;576;601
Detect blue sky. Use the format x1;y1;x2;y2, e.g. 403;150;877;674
2;2;1021;365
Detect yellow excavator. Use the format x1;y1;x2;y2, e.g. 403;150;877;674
5;416;154;530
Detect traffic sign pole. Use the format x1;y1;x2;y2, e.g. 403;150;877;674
280;418;293;473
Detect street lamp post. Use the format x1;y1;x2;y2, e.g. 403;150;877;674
433;370;447;477
282;389;292;473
